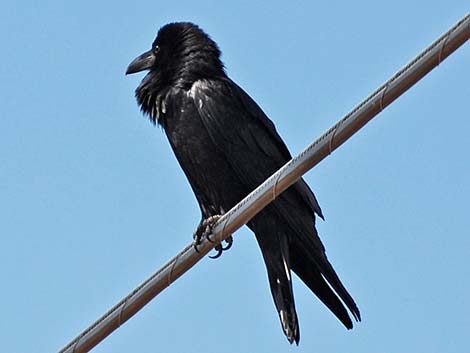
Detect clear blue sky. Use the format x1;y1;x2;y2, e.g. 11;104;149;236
1;1;469;352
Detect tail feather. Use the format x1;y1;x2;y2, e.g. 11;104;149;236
290;227;361;324
291;250;355;329
248;203;360;344
316;258;361;322
249;214;300;344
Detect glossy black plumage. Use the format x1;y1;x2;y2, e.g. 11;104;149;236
127;22;360;344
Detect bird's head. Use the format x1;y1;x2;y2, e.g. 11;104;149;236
126;22;225;88
126;22;225;122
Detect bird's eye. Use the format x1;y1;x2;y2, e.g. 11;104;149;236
153;45;160;54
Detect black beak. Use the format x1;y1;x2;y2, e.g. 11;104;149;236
126;50;156;75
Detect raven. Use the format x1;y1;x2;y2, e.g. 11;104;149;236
126;22;360;344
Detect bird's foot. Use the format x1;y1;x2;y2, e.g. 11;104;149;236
192;215;233;258
193;215;222;246
193;215;221;251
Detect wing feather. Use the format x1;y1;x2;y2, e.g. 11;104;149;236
190;78;323;218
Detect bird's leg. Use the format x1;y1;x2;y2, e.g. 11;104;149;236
192;215;233;257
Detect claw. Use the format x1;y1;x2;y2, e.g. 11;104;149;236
193;225;204;245
221;235;233;251
193;230;202;253
209;244;223;259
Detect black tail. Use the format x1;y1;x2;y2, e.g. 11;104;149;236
290;229;361;329
288;211;361;329
249;203;360;344
249;211;300;344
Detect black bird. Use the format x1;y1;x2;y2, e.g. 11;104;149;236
126;22;360;344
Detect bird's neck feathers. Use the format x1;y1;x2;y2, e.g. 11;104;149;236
135;73;169;124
